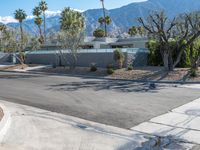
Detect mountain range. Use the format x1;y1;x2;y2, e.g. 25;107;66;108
5;0;200;36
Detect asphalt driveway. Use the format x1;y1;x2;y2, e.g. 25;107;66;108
0;71;199;129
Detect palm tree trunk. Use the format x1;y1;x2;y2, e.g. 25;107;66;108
38;25;42;37
20;22;23;42
38;25;43;44
43;12;46;44
101;0;107;37
19;22;24;65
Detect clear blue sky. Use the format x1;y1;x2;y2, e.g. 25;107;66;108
0;0;146;16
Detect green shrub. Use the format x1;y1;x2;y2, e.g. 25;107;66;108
127;65;133;71
147;39;194;68
107;63;114;69
190;68;198;77
106;63;114;74
113;48;125;68
107;68;114;74
93;29;105;38
90;63;97;72
146;40;163;66
175;40;191;68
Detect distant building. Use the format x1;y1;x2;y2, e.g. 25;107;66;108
19;37;149;68
81;37;148;49
26;37;148;51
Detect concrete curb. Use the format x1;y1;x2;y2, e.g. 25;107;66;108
0;69;200;84
0;103;11;142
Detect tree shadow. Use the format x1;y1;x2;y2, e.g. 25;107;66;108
181;71;191;82
140;70;169;81
118;133;192;150
47;80;166;93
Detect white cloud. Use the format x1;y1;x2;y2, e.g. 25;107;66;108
45;10;61;17
0;16;18;24
0;9;83;24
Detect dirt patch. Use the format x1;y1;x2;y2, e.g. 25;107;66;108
0;64;39;71
38;66;107;77
38;66;200;82
111;67;200;82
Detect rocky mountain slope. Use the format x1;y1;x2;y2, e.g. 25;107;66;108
6;0;200;36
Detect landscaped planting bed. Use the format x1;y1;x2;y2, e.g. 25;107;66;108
37;66;200;82
110;67;200;82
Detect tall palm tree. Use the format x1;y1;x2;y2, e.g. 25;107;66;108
33;6;42;17
98;16;111;36
98;17;104;26
39;0;48;43
14;9;27;42
100;0;107;37
14;9;27;65
34;17;43;40
33;6;43;43
105;16;111;26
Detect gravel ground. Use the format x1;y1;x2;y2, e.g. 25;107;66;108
111;67;200;82
38;66;108;76
38;66;200;82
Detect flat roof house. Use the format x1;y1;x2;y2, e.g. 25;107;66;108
81;37;148;49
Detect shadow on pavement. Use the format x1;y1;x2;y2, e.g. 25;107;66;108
118;135;192;150
48;80;167;93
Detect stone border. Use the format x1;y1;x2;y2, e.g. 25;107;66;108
0;103;11;142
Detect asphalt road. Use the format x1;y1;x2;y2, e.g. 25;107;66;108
0;71;199;129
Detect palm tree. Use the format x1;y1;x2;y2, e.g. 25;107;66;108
33;6;43;43
33;6;42;17
137;26;145;36
98;17;104;26
34;17;43;42
100;0;108;37
0;24;7;32
14;9;27;42
14;9;27;65
105;16;111;26
39;0;48;43
128;26;138;37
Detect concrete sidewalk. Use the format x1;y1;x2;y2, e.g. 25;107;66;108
0;100;196;150
0;100;147;150
132;85;200;147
